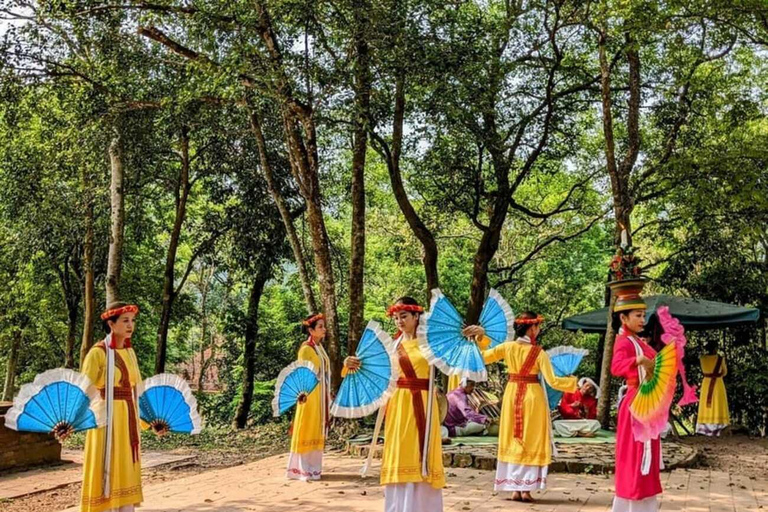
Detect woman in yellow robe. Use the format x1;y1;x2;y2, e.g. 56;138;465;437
696;342;730;436
79;302;165;512
287;313;331;481
344;297;487;511
480;311;577;503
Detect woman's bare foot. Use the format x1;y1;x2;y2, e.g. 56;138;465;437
511;491;522;501
521;491;535;503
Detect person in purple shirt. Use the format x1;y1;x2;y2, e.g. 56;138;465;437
442;379;489;437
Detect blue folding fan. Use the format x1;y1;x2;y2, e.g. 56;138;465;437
272;361;319;416
417;289;489;382
478;289;516;348
137;374;202;434
543;346;589;410
331;321;398;418
5;368;105;441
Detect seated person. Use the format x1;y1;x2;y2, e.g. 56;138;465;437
442;379;489;437
553;377;601;438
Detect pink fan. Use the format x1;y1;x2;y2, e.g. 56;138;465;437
657;306;698;406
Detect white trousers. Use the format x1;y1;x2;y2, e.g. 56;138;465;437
494;462;548;491
553;419;601;437
384;482;443;512
612;496;659;512
286;450;323;481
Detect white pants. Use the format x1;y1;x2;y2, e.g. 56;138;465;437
384;482;443;512
105;507;135;512
286;450;323;481
553;419;601;437
494;462;547;491
612;496;659;512
696;423;728;436
455;421;486;436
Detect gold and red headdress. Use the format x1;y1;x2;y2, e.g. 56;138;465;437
100;304;139;321
514;315;545;326
302;313;325;327
386;303;424;317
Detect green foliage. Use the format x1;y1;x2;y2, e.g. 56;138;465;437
1;0;767;435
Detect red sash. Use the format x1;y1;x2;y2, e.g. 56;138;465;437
704;355;724;407
96;342;140;463
509;345;542;442
396;343;428;458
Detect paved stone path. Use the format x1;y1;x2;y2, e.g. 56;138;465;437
0;450;194;501
55;452;768;512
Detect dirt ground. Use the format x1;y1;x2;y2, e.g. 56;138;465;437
680;433;768;476
2;433;766;512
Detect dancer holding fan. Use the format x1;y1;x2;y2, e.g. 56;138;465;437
610;281;663;512
79;302;164;512
283;313;331;481
343;296;490;512
609;247;698;512
6;301;202;512
476;311;577;503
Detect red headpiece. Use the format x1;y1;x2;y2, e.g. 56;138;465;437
514;315;545;326
302;313;325;327
100;304;139;321
386;303;424;317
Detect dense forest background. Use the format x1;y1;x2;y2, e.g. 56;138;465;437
1;0;766;434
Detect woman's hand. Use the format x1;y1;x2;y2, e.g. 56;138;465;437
636;355;656;379
462;325;485;339
344;356;361;370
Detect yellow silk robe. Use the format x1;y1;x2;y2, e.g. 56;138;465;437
380;338;445;489
483;340;576;466
81;345;143;512
697;354;730;426
290;342;329;454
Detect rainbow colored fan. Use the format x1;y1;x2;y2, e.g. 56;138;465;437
5;368;105;441
543;346;589;410
478;289;516;348
331;321;398;418
138;374;202;435
629;306;698;441
417;289;488;382
272;361;319;416
629;342;678;442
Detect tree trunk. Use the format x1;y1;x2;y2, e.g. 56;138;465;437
2;330;22;402
64;293;79;369
248;108;318;314
253;1;343;389
197;265;213;391
348;0;371;353
301;171;343;390
156;126;192;375
56;253;81;369
106;128;125;305
465;217;506;324
233;265;271;429
377;75;439;301
595;29;642;424
593;272;612;382
80;168;96;368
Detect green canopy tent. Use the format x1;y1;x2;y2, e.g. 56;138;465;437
562;295;760;333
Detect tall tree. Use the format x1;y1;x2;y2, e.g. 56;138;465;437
347;0;372;352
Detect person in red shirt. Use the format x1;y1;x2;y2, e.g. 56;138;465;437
553;378;601;437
